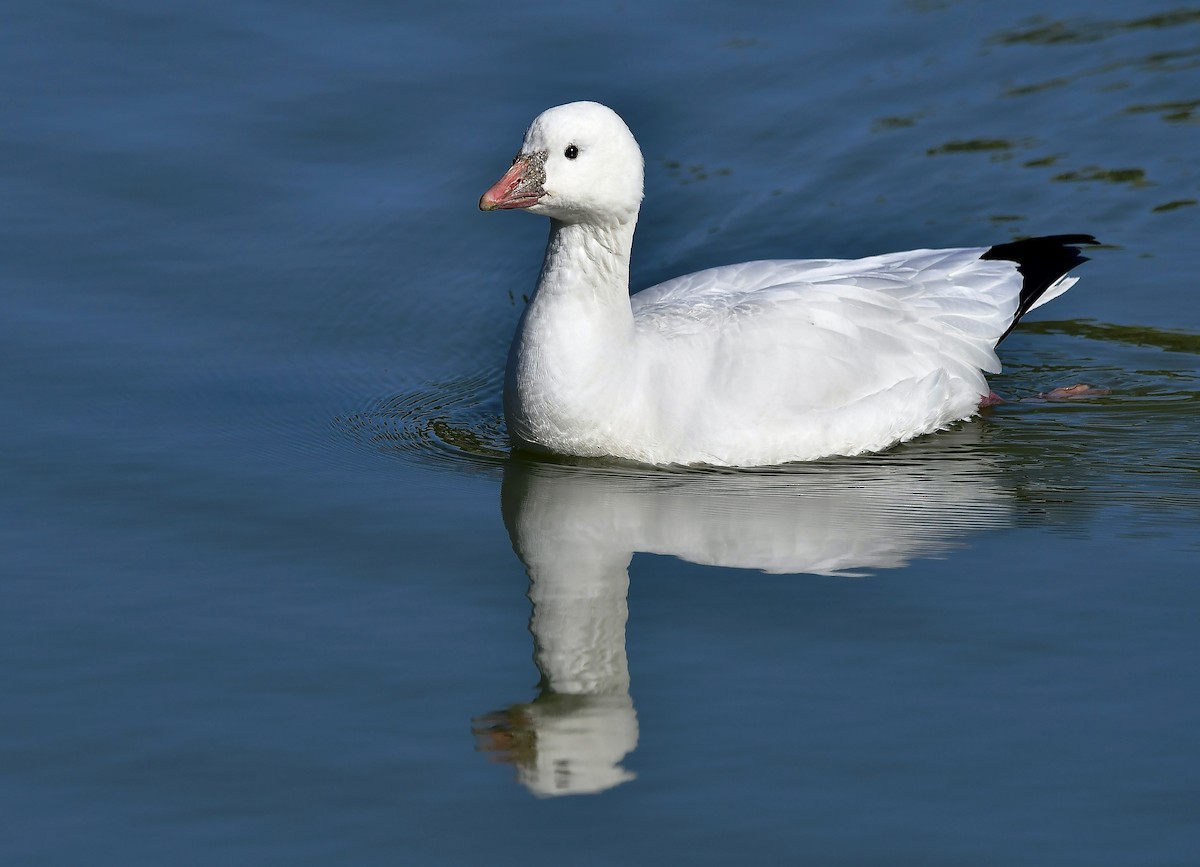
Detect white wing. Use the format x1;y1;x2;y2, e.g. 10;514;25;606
634;247;1024;364
619;248;1042;463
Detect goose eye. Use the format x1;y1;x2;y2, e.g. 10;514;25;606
564;144;579;160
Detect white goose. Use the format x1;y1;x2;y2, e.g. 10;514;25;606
480;101;1097;467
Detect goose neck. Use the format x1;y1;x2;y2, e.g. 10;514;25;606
536;218;636;308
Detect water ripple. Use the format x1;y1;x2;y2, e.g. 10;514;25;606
334;371;508;474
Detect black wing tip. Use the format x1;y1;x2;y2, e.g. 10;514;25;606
981;234;1100;344
981;233;1100;265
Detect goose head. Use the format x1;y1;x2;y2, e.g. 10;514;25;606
479;101;644;226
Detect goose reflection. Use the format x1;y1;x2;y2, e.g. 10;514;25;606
474;427;1015;796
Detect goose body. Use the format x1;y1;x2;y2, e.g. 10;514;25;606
480;101;1096;467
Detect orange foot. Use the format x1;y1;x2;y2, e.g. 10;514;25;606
980;384;1109;408
1024;383;1110;402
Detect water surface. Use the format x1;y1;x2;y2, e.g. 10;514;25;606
2;1;1199;864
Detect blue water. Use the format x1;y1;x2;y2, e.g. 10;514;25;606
3;1;1199;864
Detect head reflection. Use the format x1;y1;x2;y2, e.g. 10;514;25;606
475;429;1014;796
